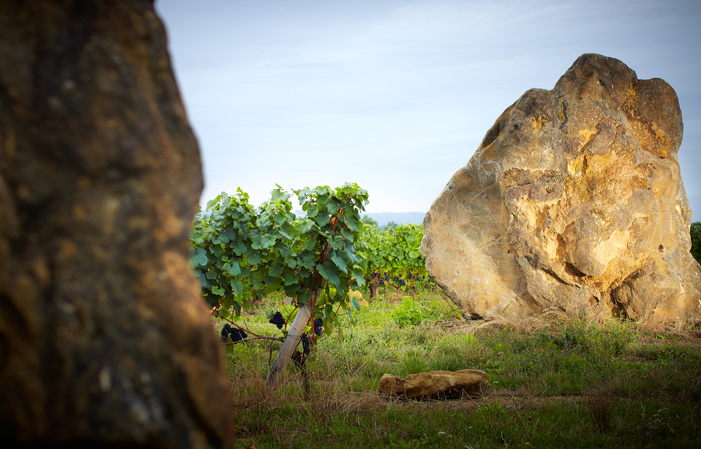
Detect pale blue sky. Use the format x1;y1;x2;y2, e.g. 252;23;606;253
156;0;701;215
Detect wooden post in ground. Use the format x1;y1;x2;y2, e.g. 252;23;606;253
266;304;312;390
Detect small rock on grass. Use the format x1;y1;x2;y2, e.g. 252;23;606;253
379;369;489;400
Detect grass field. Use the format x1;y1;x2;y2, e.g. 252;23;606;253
219;289;701;448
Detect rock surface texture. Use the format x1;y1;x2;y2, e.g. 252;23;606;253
0;1;233;448
379;370;489;400
421;54;701;328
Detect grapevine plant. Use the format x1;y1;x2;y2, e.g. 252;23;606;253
359;223;432;299
189;183;369;359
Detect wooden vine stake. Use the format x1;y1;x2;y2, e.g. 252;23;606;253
266;302;312;390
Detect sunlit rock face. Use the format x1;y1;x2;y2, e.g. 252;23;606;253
421;53;701;329
0;1;233;447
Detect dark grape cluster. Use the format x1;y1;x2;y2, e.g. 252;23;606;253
300;334;311;355
269;311;285;329
296;319;323;356
367;271;421;287
313;318;323;336
393;276;406;287
220;323;247;342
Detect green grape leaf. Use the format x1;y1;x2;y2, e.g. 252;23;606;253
306;203;318;218
316;211;331;227
232;300;242;316
330;235;344;250
298;218;314;234
284;254;298;269
283;271;299;286
298;290;312;305
317;261;341;289
230;240;247;256
224;260;241;276
251;233;276;249
191;247;208;267
280;221;296;239
271;186;289;202
247;250;262;265
230;279;244;295
304;236;316;251
221;227;236;243
269;263;284;277
330;250;348;274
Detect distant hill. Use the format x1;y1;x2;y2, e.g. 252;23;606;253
362;212;426;227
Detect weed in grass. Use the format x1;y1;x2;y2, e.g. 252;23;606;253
391;296;430;326
402;350;429;375
559;318;636;358
429;333;478;372
587;390;614;433
638;406;680;439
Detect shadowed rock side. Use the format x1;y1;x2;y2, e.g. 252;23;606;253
421;54;701;328
0;1;233;448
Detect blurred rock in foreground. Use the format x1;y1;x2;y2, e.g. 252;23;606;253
0;1;233;447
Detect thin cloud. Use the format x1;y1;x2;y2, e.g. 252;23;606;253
158;0;701;215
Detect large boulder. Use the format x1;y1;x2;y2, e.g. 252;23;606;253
0;1;233;447
421;54;701;328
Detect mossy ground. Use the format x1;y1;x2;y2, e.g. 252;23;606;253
218;288;701;448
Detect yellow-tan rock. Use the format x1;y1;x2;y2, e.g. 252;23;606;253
379;369;489;400
421;53;701;328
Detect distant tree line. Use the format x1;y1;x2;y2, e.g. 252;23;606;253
360;216;399;232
